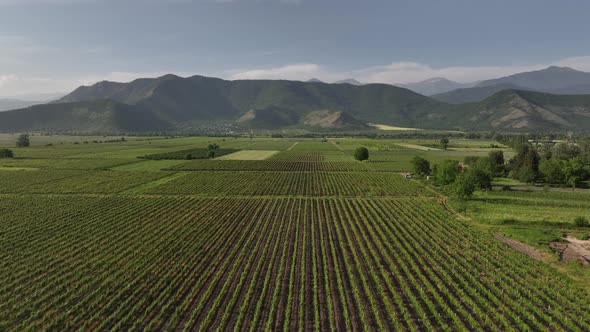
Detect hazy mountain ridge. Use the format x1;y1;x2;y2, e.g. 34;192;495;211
3;72;590;133
0;75;450;132
452;89;590;130
396;77;474;96
432;66;590;104
0;99;42;112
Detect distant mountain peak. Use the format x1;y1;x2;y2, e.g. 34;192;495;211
397;77;472;96
333;78;363;85
544;66;578;73
307;78;324;83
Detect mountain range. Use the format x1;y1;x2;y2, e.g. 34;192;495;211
2;66;590;133
432;66;590;103
395;78;475;96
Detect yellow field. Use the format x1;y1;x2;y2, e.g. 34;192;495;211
369;123;421;131
394;143;440;151
215;150;280;160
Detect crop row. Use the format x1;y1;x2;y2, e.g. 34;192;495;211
0;170;168;194
142;171;431;197
169;159;376;172
1;195;588;331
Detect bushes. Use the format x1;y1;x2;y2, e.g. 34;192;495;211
574;216;589;228
16;134;30;148
353;147;369;161
0;149;14;158
411;156;430;177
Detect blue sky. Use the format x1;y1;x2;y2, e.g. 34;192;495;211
1;0;590;97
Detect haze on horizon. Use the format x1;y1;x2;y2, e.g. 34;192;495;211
1;0;590;98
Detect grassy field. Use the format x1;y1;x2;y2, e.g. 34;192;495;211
0;135;589;330
216;150;279;160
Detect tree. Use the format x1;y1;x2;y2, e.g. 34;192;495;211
579;137;590;165
16;134;30;148
453;171;477;200
539;159;564;184
439;137;449;150
552;142;581;161
562;157;589;190
509;144;540;183
185;154;193;160
0;149;14;158
470;157;494;190
488;150;505;176
354;147;369;161
411;156;431;176
434;160;460;186
207;150;216;159
207;143;219;150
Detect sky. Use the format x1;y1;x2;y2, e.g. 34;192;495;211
2;0;590;98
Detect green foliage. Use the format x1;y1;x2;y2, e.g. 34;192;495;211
539;158;565;184
552;142;581;161
411;156;431;176
433;160;460;186
207;150;216;159
574;216;589;228
463;156;480;167
470;157;494;190
439;137;449;150
509;144;540;183
353;147;369;161
16;134;30;148
488;150;505;175
0;149;14;158
453;171;477;199
562;157;589;189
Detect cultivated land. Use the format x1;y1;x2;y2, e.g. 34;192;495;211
1;135;589;330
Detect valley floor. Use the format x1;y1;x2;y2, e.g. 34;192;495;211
0;135;588;330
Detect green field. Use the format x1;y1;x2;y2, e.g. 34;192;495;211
0;135;589;331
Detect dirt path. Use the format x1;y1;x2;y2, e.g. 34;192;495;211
493;234;550;262
550;236;590;265
286;142;299;151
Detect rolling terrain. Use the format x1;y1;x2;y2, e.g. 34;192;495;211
2;70;590;132
1;136;588;331
433;66;590;104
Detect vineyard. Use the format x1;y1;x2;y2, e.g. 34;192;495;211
1;195;589;331
0;136;589;331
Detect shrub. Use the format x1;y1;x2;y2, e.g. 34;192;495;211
574;216;589;228
354;147;369;161
16;134;30;147
411;156;431;176
0;149;14;158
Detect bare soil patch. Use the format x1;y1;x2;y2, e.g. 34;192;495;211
494;233;549;262
550;236;590;265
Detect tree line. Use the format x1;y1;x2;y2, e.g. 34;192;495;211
412;139;590;199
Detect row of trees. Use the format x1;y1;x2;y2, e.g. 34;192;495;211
412;150;505;199
511;142;590;189
414;140;590;199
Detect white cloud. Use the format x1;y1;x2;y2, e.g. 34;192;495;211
4;55;590;98
227;56;590;85
229;63;323;81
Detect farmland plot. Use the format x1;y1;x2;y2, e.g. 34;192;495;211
1;195;588;331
